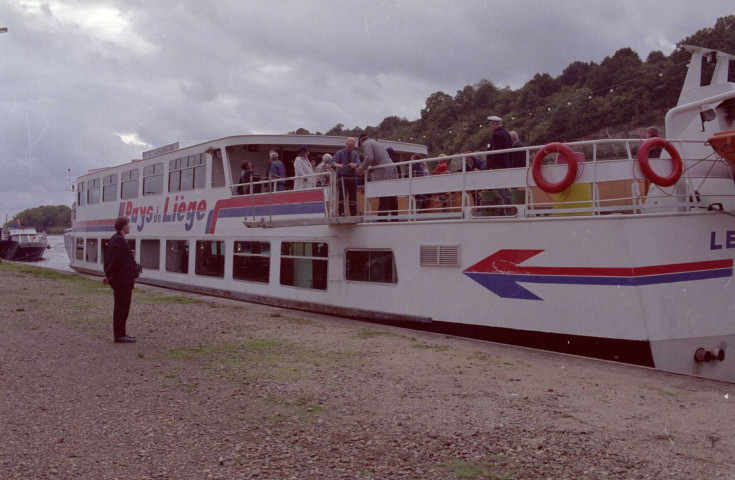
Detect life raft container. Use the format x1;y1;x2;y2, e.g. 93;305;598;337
637;137;683;187
708;129;735;167
531;142;578;194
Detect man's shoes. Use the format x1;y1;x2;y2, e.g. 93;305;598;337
114;335;136;343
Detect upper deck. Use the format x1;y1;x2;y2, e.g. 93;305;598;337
71;47;735;232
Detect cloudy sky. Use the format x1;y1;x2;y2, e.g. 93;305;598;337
0;0;731;218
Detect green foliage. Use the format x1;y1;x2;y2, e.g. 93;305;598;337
4;205;71;234
336;16;735;157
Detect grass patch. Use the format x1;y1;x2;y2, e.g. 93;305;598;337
443;457;512;479
0;263;111;295
136;292;201;305
410;340;449;352
351;328;405;340
469;351;503;365
262;413;284;423
286;317;315;326
646;386;680;397
159;338;357;383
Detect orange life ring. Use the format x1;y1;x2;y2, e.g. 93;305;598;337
637;137;682;187
531;142;578;194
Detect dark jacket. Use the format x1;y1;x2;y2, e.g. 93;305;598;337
237;168;254;194
510;140;526;168
488;126;513;169
104;232;136;288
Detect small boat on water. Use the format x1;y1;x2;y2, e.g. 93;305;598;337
66;45;735;382
0;227;49;261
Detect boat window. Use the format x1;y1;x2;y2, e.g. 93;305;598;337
211;149;226;188
75;238;84;260
169;154;206;193
87;178;101;204
101;239;109;263
143;163;164;196
280;241;328;290
121;169;139;200
166;240;189;273
140;239;160;270
233;241;270;283
345;250;397;284
195;240;225;278
77;182;86;206
103;174;118;202
85;238;98;263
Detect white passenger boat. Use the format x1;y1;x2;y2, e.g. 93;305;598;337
66;45;735;382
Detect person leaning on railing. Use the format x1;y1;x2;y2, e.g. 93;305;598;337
356;133;398;218
331;137;361;217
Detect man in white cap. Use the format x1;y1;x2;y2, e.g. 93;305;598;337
486;115;512;170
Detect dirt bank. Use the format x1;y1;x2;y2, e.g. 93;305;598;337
0;263;733;479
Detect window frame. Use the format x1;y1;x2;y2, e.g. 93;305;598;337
143;163;164;196
121;168;140;200
232;240;271;284
345;249;397;284
279;241;328;290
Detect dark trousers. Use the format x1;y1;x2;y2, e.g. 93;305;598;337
112;285;133;339
378;196;398;218
337;176;358;216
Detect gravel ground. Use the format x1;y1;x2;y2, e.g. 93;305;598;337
1;263;734;480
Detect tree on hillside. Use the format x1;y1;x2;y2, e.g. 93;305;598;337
7;205;71;234
301;16;735;156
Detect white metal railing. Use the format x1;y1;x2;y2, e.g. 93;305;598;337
361;138;735;220
229;138;735;225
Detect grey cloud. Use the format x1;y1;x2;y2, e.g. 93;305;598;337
0;0;729;217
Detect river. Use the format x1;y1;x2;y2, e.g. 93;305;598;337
33;235;73;272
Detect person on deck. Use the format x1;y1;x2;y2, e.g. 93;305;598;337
486;115;513;208
315;153;333;186
357;133;398;218
486;115;513;170
236;161;254;195
509;131;526;168
331;138;361;217
644;127;663;159
410;153;431;210
293;145;316;190
268;150;286;191
102;216;137;344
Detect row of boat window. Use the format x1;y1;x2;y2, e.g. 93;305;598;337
77;154;207;206
74;238;397;288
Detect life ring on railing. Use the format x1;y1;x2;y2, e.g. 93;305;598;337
637;137;682;187
531;142;578;194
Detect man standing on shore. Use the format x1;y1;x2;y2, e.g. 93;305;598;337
102;216;137;343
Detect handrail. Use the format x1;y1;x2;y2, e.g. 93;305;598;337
358;138;731;220
227;138;732;224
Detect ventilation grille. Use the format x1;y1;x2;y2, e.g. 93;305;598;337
420;245;460;267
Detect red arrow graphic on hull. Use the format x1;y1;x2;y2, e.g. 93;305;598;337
463;249;733;300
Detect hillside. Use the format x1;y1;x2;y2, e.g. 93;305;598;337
302;16;735;156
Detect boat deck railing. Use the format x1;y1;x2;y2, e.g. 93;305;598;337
232;138;734;227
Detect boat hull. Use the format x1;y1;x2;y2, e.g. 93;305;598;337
68;210;735;382
0;241;47;261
